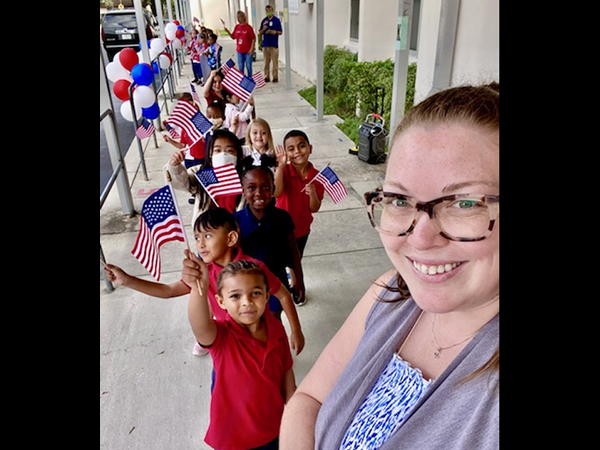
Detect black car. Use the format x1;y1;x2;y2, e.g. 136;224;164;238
101;8;160;62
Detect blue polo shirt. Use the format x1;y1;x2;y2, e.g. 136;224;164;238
234;201;295;285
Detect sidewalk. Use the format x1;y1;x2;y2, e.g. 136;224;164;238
100;38;392;450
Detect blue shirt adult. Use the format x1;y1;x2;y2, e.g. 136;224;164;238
260;12;282;48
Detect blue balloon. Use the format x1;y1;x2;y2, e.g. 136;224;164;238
142;102;161;120
152;61;159;73
131;63;154;86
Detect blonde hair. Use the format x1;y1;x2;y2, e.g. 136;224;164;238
245;117;274;153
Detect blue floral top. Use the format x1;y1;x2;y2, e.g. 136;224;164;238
339;353;433;450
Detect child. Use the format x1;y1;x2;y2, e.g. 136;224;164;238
222;88;255;143
274;130;325;264
187;28;202;84
243;117;276;166
203;31;222;71
234;155;306;307
183;258;295;450
165;129;244;227
103;207;305;356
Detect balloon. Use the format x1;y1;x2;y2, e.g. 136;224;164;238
165;27;177;41
105;60;132;83
171;38;182;50
120;100;142;122
142;102;161;120
150;38;166;54
152;61;160;73
158;54;171;69
113;79;132;101
173;20;180;26
132;85;155;108
118;48;138;72
131;63;154;86
175;28;185;40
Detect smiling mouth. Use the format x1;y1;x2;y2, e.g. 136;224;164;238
412;261;461;275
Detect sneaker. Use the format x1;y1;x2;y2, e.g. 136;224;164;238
188;196;195;205
265;77;270;82
293;291;307;307
272;79;278;83
193;342;209;356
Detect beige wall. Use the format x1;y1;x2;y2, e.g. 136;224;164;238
190;0;499;102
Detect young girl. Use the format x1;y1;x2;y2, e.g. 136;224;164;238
223;88;255;143
183;257;296;450
243;117;276;166
234;155;306;312
165;129;244;227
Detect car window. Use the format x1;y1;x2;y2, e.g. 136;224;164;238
103;14;138;32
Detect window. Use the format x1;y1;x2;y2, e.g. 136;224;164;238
350;0;360;41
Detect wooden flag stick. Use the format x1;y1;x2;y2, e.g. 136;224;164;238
302;161;331;191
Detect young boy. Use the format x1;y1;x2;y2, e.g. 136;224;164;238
274;130;325;264
183;258;295;450
235;156;306;307
103;207;305;355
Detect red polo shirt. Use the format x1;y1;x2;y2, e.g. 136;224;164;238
275;162;325;238
204;309;293;449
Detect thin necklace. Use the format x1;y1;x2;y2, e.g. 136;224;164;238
431;314;478;359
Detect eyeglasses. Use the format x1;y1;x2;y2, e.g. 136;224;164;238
364;189;499;242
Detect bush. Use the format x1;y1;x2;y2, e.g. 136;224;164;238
299;45;417;148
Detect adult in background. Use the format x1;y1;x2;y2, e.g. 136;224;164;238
279;82;500;449
258;4;282;82
222;11;256;77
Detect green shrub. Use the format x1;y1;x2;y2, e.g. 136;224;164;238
298;45;416;148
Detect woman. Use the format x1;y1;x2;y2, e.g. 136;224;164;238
279;82;500;450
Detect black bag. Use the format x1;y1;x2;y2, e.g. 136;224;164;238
358;114;387;164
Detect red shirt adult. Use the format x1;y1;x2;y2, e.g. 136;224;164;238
275;162;325;238
231;23;256;54
203;308;292;449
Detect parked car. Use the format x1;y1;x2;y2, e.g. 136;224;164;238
101;8;160;61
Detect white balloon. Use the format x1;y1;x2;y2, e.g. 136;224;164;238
165;28;177;41
105;61;131;83
171;38;182;50
133;85;156;108
150;38;166;54
158;54;171;69
120;100;142;122
165;23;177;34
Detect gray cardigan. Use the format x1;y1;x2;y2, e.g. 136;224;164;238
314;289;499;449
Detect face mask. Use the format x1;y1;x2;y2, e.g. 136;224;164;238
212;152;237;167
266;12;273;18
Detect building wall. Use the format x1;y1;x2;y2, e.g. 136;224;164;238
189;0;499;102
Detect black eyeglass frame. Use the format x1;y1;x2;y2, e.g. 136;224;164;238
364;190;500;242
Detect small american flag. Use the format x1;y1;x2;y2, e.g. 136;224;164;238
190;83;201;104
313;166;348;204
164;122;180;140
222;67;256;102
220;58;235;75
166;100;213;144
135;118;156;140
252;72;266;89
131;185;186;281
195;163;243;205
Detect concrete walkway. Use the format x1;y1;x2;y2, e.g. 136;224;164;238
100;37;392;450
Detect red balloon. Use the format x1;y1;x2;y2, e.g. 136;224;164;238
113;79;132;101
118;48;139;72
175;29;185;39
173;20;180;25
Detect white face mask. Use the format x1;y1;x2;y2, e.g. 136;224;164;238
212;152;237;167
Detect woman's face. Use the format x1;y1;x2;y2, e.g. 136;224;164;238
382;123;499;315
